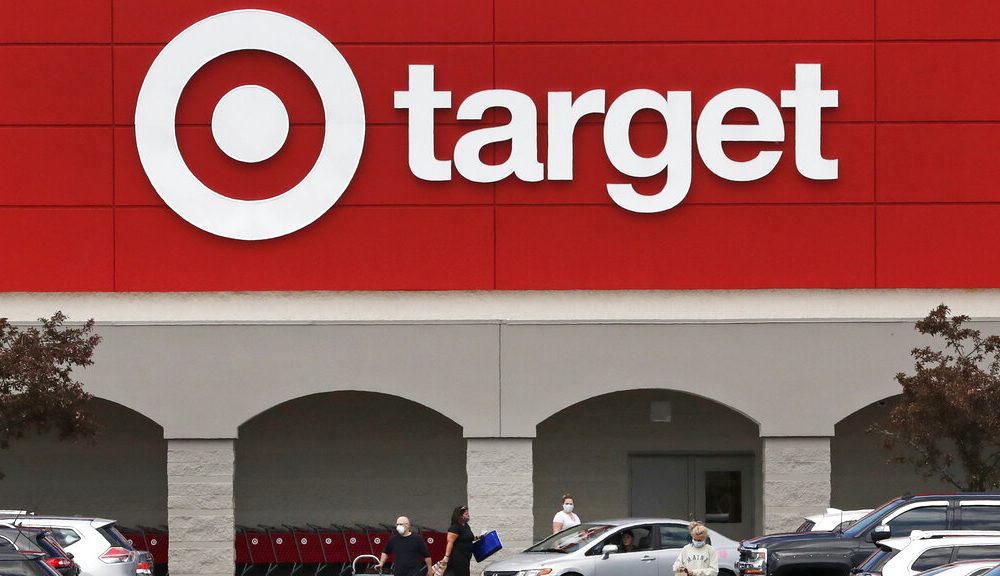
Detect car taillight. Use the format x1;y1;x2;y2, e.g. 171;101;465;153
45;557;73;570
99;547;133;564
136;560;152;575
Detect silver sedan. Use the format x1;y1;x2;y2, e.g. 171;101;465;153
483;518;739;576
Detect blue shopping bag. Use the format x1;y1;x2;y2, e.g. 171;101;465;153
472;530;502;562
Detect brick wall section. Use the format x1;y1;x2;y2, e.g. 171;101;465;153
167;440;235;576
466;438;534;567
763;437;831;534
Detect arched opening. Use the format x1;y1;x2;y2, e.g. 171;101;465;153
235;391;465;532
0;396;167;524
533;389;761;541
832;395;956;509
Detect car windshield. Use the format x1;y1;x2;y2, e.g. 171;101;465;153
526;524;615;554
844;500;900;538
858;548;896;571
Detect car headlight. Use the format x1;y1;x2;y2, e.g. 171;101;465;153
741;547;767;575
517;570;552;576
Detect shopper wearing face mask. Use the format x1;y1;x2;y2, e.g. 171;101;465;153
672;522;718;576
378;516;432;576
438;505;474;576
552;493;581;534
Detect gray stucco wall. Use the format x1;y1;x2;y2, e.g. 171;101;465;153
77;321;927;439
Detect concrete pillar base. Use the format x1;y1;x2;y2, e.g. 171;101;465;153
466;438;534;567
167;439;235;576
762;436;831;534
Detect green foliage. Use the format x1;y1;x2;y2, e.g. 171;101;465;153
0;312;101;477
870;304;1000;491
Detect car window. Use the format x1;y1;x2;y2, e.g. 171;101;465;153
98;525;133;550
528;524;615;554
911;546;955;572
0;559;58;576
588;525;654;556
658;524;691;549
46;529;81;548
887;506;948;535
858;548;897;571
955;545;1000;561
960;506;1000;530
970;569;994;576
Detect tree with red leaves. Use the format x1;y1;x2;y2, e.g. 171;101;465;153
0;312;101;478
871;304;1000;491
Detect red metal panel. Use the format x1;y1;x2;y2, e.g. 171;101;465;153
496;123;873;205
115;125;493;206
114;207;494;291
0;128;113;205
495;44;873;124
114;45;494;126
877;43;1000;121
496;0;873;42
0;47;111;125
877;124;1000;203
0;0;111;43
877;205;1000;288
878;0;1000;40
113;0;493;43
0;208;114;291
495;205;875;289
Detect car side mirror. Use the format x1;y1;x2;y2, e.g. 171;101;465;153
870;525;891;543
602;544;619;559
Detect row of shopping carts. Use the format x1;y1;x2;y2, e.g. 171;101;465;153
237;524;448;576
120;524;450;576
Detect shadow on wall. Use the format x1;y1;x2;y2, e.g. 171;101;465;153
236;391;467;531
0;397;167;526
832;395;959;510
532;389;761;542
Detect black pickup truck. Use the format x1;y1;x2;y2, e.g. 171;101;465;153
736;494;1000;576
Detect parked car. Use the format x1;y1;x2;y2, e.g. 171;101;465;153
738;494;1000;576
853;531;1000;576
913;560;1000;576
0;525;80;576
484;518;740;576
797;509;873;532
0;516;139;576
0;551;63;576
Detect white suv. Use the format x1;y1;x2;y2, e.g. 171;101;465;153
857;531;1000;576
796;508;872;532
0;516;139;576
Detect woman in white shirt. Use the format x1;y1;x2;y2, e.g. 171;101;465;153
552;493;581;533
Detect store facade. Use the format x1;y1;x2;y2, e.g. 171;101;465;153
2;2;999;575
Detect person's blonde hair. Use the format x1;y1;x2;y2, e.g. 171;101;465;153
689;521;708;537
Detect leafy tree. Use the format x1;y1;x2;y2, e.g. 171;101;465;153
870;304;1000;491
0;312;101;477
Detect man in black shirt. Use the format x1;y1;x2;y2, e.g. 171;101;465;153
378;516;432;576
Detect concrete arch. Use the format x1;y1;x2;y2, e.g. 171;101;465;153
534;386;760;434
79;323;500;438
498;322;918;437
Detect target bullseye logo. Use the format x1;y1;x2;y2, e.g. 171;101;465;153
135;10;365;241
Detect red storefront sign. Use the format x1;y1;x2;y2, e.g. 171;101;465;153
1;0;999;291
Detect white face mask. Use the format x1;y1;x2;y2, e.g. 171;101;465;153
397;525;406;535
563;503;574;513
692;540;706;548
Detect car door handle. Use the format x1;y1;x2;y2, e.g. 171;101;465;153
641;556;656;562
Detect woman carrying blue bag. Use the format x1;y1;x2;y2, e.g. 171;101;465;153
439;506;474;576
